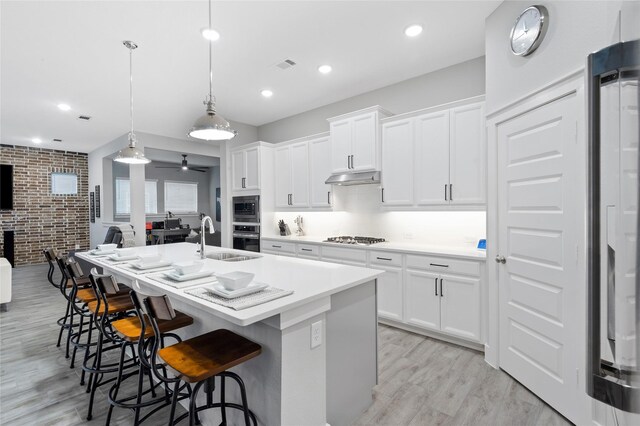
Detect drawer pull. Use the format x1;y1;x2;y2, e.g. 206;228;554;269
430;263;449;268
301;248;312;252
272;245;282;248
376;257;393;261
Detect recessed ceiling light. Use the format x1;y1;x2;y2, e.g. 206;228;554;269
318;65;332;74
57;103;71;111
404;24;423;37
32;138;42;144
201;28;220;41
261;89;273;98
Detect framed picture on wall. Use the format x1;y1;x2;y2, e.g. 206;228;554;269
95;185;101;218
90;192;95;223
216;187;221;222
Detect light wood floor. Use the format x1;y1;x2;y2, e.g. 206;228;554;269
1;264;572;425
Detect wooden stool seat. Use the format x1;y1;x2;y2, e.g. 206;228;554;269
112;311;194;342
76;285;132;304
87;295;134;315
158;329;261;383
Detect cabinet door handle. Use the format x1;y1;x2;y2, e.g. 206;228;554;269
301;248;312;252
430;263;449;268
272;245;282;248
376;256;392;261
434;277;438;296
449;184;453;201
350;155;354;169
440;278;444;297
327;191;331;204
381;188;385;203
242;177;246;188
347;155;351;169
444;184;447;201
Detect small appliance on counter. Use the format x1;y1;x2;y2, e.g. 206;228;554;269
294;216;304;236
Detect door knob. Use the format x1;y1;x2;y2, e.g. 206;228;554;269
495;255;506;264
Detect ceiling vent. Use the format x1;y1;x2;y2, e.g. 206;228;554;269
276;59;296;70
78;115;92;121
52;138;62;143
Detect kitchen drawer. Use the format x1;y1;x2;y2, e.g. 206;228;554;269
262;240;296;254
321;246;367;263
406;254;480;277
297;244;320;257
369;250;402;267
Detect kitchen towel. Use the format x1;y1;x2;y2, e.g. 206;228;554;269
184;286;294;311
147;273;218;289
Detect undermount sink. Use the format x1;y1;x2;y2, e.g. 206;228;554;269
206;252;260;262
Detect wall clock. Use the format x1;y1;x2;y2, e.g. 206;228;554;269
509;5;549;56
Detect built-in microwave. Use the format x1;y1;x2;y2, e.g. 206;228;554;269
232;195;260;223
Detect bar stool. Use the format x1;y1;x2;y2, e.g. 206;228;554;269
105;289;195;425
143;294;262;425
43;248;74;351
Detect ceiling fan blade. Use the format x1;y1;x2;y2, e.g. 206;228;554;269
155;166;179;169
190;168;207;173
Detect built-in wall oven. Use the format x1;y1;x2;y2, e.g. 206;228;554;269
233;224;260;253
233;195;260;223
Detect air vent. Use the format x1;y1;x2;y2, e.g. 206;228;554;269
276;59;296;70
78;115;92;121
53;138;62;143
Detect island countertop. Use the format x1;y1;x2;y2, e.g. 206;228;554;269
76;242;383;327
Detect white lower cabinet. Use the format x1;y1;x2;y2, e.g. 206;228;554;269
405;270;441;331
439;274;481;341
375;266;403;321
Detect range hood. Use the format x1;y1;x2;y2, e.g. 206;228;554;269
325;171;381;186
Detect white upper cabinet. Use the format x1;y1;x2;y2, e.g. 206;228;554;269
381;118;414;205
231;146;261;192
308;136;332;207
415;110;450;205
380;99;485;207
274;142;310;208
328;106;391;175
449;103;485;205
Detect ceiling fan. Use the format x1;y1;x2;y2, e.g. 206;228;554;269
155;154;207;173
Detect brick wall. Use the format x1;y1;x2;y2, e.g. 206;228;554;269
0;144;90;265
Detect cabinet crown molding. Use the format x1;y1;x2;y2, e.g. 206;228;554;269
327;105;393;122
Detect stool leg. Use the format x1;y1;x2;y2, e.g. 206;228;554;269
219;375;227;426
226;372;253;426
70;314;84;368
87;333;103;420
189;381;204;426
57;300;70;347
169;381;181;425
80;317;93;386
133;356;146;425
65;309;75;358
106;342;128;426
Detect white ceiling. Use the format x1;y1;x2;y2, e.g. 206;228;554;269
0;1;500;153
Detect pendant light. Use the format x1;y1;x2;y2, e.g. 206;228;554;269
188;0;236;141
114;41;151;164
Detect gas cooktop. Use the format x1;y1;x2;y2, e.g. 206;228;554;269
323;236;386;245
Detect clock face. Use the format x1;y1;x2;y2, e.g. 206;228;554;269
510;6;548;56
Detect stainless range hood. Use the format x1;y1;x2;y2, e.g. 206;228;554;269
325;171;381;186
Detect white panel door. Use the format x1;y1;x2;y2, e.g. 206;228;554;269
381;118;414;206
415;110;450;205
352;112;377;171
439;274;481;341
376;266;403;321
290;142;310;207
330;120;352;173
450;102;486;205
497;92;579;421
244;147;260;190
274;146;291;208
231;150;245;191
405;270;441;331
309;137;332;207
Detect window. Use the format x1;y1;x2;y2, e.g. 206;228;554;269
115;178;158;215
164;181;198;213
51;172;77;195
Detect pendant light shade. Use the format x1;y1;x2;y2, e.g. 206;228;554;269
115;41;150;164
188;0;236;142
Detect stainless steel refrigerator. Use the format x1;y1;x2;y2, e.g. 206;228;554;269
588;38;640;414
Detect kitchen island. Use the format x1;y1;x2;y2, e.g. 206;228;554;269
77;242;382;426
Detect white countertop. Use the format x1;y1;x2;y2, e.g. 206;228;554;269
261;235;487;260
77;243;382;327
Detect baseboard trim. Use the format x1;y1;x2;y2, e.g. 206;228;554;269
378;319;484;352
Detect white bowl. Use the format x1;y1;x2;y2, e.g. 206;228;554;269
98;243;118;252
173;260;204;275
138;254;161;265
216;271;255;291
115;248;135;257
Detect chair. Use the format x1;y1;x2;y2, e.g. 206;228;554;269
143;294;262;425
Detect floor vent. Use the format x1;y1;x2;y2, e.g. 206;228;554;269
78;115;91;121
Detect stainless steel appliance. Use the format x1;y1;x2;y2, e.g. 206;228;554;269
587;39;640;413
232;195;260;223
233;224;260;253
323;236;385;245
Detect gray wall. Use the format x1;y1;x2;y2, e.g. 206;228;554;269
485;1;638;113
257;56;486;143
112;160;217;229
228;120;260;146
209;165;221;230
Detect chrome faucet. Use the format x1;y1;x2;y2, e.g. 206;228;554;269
199;215;215;259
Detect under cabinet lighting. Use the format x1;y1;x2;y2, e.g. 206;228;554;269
32;138;42;144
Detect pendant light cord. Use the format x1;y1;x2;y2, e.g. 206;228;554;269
208;0;214;106
130;44;134;141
